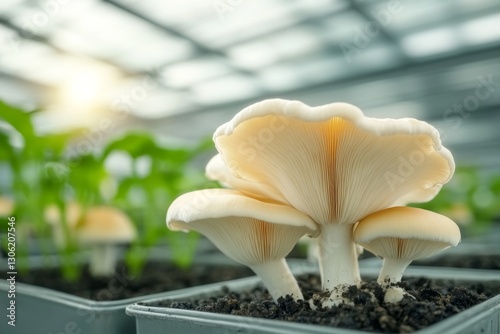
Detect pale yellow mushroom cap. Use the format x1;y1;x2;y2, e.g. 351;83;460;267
354;206;461;260
75;206;136;244
167;189;318;266
210;99;454;226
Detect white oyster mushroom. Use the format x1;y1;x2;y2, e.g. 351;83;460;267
166;188;319;302
209;99;455;305
354;206;461;303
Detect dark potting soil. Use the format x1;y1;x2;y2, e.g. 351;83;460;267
413;254;500;270
1;260;253;301
154;274;500;333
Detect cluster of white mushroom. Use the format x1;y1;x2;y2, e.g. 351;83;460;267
166;99;460;306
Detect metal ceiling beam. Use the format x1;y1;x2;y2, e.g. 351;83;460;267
102;0;354;72
0;16;196;94
385;4;500;38
102;0;255;76
349;0;400;44
348;0;409;61
0;16;140;77
220;6;350;48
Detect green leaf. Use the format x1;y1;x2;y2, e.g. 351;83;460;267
101;132;160;160
0;100;36;143
0;131;15;161
39;129;85;156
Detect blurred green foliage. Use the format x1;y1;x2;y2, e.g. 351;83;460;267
0;101;215;279
410;166;500;233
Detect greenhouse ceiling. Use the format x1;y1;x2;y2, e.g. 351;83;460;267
0;0;499;171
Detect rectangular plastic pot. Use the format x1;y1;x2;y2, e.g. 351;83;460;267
126;266;500;334
0;253;250;334
463;224;500;243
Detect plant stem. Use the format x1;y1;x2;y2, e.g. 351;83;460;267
250;258;303;302
90;244;117;277
377;258;412;286
317;224;361;291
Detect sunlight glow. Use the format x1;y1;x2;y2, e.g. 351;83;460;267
54;65;120;126
63;71;104;104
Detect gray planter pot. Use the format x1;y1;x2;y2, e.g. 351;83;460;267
0;253;250;334
126;266;500;334
463;224;500;243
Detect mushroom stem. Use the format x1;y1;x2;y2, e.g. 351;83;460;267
52;224;67;249
250;258;303;302
377;258;412;286
317;224;361;291
90;244;118;277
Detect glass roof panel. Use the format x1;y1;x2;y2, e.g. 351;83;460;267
111;38;194;71
49;28;116;59
0;40;55;75
366;0;454;34
0;0;24;12
7;0;100;35
192;74;261;104
288;55;349;84
400;27;461;58
160;57;232;89
460;13;500;46
182;1;310;48
129;89;193;118
46;3;195;69
228;25;323;70
285;0;348;15
320;11;368;43
114;0;211;28
228;40;280;70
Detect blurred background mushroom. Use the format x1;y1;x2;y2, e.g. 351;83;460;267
75;206;137;277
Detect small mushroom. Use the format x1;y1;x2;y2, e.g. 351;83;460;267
354;206;460;302
167;188;319;302
75;206;137;277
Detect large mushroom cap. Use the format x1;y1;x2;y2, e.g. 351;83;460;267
211;99;454;226
167;189;318;265
205;154;287;203
354;206;461;260
76;206;136;244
